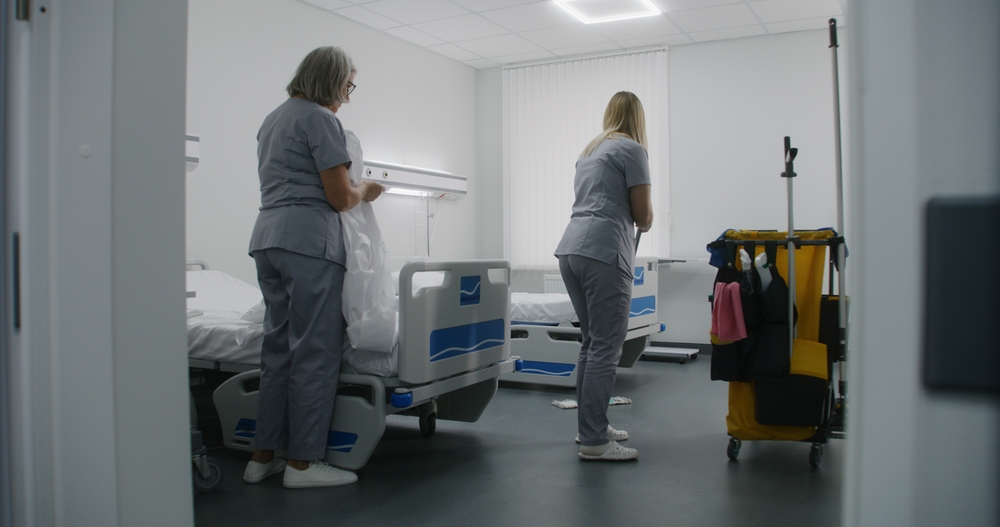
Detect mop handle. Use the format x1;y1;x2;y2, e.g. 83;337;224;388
782;137;798;358
830;18;849;354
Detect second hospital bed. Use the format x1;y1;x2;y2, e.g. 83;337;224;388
499;256;665;388
187;259;519;471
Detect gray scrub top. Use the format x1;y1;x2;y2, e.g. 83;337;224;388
248;97;352;265
554;136;651;274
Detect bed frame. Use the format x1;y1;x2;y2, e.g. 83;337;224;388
500;256;664;388
206;260;519;470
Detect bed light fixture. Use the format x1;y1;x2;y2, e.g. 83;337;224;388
385;187;433;198
553;0;661;24
363;160;466;200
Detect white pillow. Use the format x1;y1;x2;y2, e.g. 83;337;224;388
240;300;265;324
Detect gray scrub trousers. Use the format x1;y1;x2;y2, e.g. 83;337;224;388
554;136;651;447
248;97;353;460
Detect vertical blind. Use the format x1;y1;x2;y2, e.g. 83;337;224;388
503;49;669;270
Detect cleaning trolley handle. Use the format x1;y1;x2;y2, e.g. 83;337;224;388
781;136;799;358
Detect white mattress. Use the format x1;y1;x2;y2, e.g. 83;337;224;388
186;270;266;364
186;269;398;375
510;293;577;325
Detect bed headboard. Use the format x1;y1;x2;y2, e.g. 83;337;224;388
397;260;511;385
628;256;659;330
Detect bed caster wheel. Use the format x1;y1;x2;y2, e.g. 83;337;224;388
727;437;741;461
809;444;824;468
419;412;437;437
192;458;222;493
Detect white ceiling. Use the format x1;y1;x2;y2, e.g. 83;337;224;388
302;0;846;69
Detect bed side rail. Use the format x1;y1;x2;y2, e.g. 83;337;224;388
397;259;511;385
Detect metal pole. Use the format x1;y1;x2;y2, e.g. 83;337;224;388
782;137;798;358
830;18;848;389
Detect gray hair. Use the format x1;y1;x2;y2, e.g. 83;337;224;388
286;46;356;106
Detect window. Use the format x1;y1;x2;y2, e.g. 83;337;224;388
503;49;669;269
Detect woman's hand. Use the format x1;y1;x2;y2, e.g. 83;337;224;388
362;180;385;202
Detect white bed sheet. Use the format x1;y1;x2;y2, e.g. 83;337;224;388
510;292;577;325
186;269;397;376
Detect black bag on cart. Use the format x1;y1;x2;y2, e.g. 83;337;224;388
710;260;796;382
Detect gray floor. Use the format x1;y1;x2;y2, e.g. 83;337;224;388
194;356;842;527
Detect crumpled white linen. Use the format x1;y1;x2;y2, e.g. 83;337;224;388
340;130;398;357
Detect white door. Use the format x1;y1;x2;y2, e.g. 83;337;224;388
845;1;1000;525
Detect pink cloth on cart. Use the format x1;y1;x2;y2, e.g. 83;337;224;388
711;282;747;342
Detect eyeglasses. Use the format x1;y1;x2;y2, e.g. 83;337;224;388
346;81;356;95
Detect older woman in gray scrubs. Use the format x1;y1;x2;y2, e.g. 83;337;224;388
555;91;654;461
242;46;384;488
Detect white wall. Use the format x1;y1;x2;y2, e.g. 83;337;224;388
669;29;850;259
655;29;849;344
186;0;478;284
475;67;504;261
844;0;1000;525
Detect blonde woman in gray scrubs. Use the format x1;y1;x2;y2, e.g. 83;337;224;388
243;46;384;488
554;91;654;461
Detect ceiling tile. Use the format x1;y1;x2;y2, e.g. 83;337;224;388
449;0;540;12
550;40;624;58
464;58;503;69
456;33;543;57
362;0;470;25
616;33;693;49
591;14;683;41
666;3;759;32
688;24;767;42
428;43;484;62
765;15;844;34
650;0;742;11
520;24;612;49
480;1;579;32
384;26;446;47
333;6;403;29
302;0;354;11
412;14;510;42
748;0;842;24
490;49;558;65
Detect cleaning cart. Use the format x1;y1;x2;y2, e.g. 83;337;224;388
705;19;849;468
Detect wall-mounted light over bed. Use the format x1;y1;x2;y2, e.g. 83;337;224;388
363;160;467;200
553;0;661;25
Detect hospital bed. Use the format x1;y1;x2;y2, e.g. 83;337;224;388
499;256;665;388
186;259;519;471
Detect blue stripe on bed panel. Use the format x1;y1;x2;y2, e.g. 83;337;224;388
460;275;481;306
326;431;359;453
634;266;644;286
429;318;506;362
519;360;575;377
630;295;655;318
234;418;256;439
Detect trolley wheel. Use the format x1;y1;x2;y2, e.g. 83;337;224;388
727;437;741;461
419;412;437;437
809;444;824;468
679;359;687;365
192;458;222;493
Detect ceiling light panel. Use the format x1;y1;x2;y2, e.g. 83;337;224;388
554;0;661;24
481;2;579;33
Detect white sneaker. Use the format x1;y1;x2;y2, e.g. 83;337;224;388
575;425;629;444
283;460;358;488
579;440;639;461
243;458;287;484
